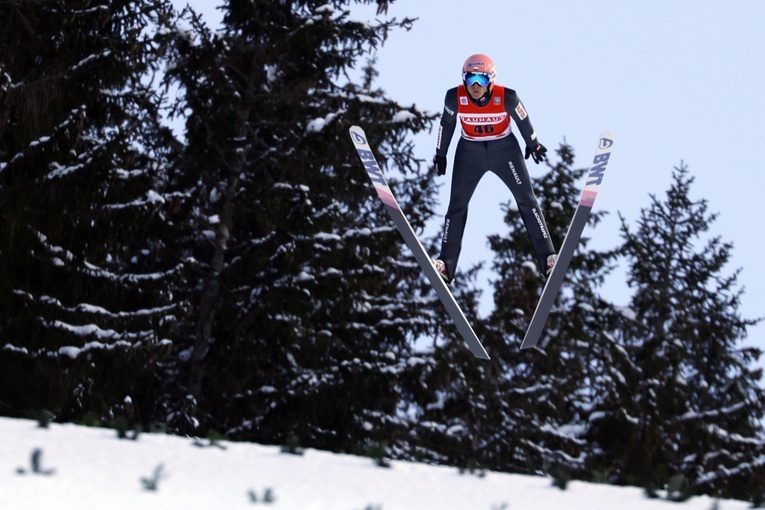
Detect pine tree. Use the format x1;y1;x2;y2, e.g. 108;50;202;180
483;141;615;476
585;163;765;499
0;0;180;423
158;0;441;454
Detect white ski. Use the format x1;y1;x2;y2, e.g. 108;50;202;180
520;131;616;349
349;126;489;360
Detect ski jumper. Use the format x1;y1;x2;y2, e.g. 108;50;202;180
436;84;555;278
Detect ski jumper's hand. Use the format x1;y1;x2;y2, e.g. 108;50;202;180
525;144;548;164
433;155;447;175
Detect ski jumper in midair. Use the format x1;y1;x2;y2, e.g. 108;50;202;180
432;54;556;283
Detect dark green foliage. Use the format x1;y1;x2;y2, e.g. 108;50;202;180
155;0;440;457
666;474;692;502
364;442;392;468
458;457;486;478
551;466;572;490
140;463;166;491
0;0;181;425
752;487;765;508
192;430;228;449
0;0;440;456
31;448;56;476
394;142;613;477
17;448;55;476
112;415;141;440
280;434;305;456
247;488;276;504
27;409;56;429
2;1;764;503
479;142;612;476
644;483;660;499
585;164;765;499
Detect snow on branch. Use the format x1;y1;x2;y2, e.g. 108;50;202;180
58;339;135;360
50;321;118;341
306;111;343;133
676;401;747;423
695;453;765;486
47;321;164;358
104;190;166;210
30;228;187;285
34;230;75;265
81;259;184;284
33;293;179;320
66;49;113;77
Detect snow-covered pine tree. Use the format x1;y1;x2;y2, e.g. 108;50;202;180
481;141;615;476
0;0;180;423
585;163;765;500
159;0;440;453
395;264;489;468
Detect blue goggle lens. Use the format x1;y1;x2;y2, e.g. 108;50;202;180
463;72;492;86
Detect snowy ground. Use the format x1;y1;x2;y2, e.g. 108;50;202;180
0;417;751;510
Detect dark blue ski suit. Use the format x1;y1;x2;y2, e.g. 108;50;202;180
435;84;555;280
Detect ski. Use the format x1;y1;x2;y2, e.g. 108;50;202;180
349;126;490;360
520;131;616;350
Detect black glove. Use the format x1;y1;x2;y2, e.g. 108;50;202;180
433;155;447;176
525;143;548;164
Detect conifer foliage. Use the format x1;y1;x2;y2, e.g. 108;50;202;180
158;0;439;451
401;143;614;475
479;142;613;476
585;164;765;497
0;0;180;423
1;1;764;502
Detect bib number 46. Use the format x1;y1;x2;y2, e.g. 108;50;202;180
473;125;494;134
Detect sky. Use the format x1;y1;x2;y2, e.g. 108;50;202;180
173;1;765;357
0;416;751;509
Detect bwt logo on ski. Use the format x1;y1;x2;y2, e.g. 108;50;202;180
587;152;610;186
354;150;386;186
586;136;614;186
599;137;614;149
351;130;388;186
351;131;367;145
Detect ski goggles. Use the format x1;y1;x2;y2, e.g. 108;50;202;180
462;72;493;87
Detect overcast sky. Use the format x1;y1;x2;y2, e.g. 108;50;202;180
175;0;765;357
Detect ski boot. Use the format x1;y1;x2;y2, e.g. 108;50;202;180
543;253;558;280
433;259;451;284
